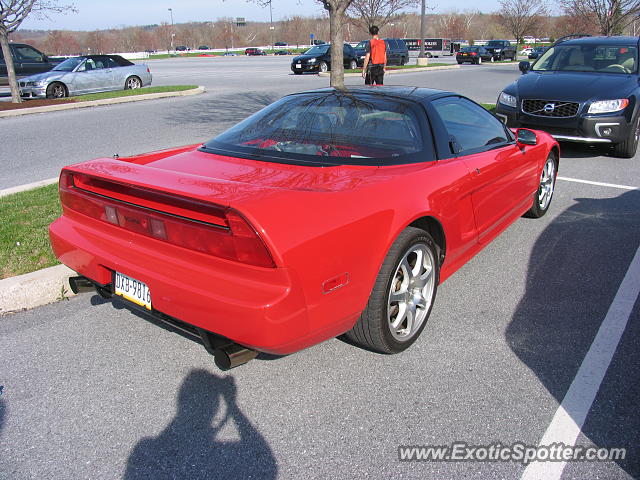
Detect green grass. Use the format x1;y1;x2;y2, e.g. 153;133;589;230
345;63;449;73
0;183;61;279
71;85;198;102
481;103;497;113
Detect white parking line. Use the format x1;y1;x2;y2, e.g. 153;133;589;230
521;244;640;480
558;176;638;191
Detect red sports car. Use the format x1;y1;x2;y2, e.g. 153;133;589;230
49;87;559;369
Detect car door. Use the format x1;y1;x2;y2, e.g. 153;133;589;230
72;58;102;94
343;44;355;67
431;96;538;243
99;56;121;90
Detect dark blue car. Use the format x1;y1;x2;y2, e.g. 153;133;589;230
496;35;640;158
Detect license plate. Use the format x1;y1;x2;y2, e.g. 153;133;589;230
114;271;152;310
296;63;302;68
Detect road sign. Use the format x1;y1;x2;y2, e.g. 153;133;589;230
310;33;314;40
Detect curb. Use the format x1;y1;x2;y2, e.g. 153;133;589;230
0;85;206;119
0;264;77;315
0;177;58;198
318;64;461;77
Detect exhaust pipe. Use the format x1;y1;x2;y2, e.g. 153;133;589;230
213;343;258;370
68;276;95;294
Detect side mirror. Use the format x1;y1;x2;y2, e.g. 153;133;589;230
516;128;537;147
519;61;530;74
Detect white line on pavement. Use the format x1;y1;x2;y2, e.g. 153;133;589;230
521;244;640;480
558;176;638;191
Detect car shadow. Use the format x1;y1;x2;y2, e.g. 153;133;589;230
123;369;278;479
506;190;640;476
557;142;613;159
90;295;286;363
166;92;281;126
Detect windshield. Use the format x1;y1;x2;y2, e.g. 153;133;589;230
533;44;637;74
486;41;503;47
355;41;368;50
304;45;330;55
53;57;84;71
460;47;478;53
203;92;426;165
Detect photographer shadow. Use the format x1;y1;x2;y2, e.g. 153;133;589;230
123;369;277;480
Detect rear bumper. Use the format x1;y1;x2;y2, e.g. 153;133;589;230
49;213;341;355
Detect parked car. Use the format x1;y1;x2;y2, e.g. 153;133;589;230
456;46;492;64
18;55;152;99
275;50;292;55
0;43;62;83
312;39;326;45
496;35;640;157
483;40;517;61
198;45;210;50
353;38;409;67
223;52;238;56
528;46;549;60
291;43;358;74
175;46;190;52
520;47;534;56
275;42;288;47
245;48;267;56
49;86;558;369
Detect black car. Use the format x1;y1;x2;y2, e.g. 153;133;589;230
245;48;267;56
0;43;61;83
456;46;492;64
353;38;409;67
175;46;190;52
291;44;358;74
495;35;640;157
483;40;516;61
275;50;292;55
528;46;548;60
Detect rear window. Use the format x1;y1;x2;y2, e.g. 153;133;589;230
202;92;428;166
111;55;134;66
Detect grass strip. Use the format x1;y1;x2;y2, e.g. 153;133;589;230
0;183;61;279
71;85;198;101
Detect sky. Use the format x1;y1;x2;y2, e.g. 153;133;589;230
19;0;503;31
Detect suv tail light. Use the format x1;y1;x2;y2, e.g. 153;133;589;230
59;171;275;268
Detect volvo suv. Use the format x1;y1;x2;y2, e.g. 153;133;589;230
495;35;640;158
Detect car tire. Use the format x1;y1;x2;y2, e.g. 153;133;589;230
400;56;406;66
612;115;640;158
125;76;142;90
349;59;357;70
319;61;329;73
426;52;432;58
524;152;557;218
345;227;439;354
45;82;67;99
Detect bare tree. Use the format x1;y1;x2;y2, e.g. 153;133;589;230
318;0;356;88
1;0;74;102
347;0;419;31
497;0;547;52
559;0;640;35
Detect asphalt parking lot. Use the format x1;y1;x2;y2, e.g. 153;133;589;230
1;56;639;479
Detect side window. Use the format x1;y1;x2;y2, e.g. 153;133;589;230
432;97;510;153
103;57;119;68
15;46;44;62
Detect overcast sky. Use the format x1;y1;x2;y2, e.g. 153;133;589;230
19;0;503;31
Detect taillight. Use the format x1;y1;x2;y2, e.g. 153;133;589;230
471;52;477;56
59;171;275;268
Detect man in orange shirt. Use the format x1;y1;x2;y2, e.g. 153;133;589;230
361;25;387;85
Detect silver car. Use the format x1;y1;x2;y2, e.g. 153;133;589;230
19;55;152;99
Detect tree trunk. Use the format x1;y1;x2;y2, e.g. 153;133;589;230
328;4;346;89
0;31;22;103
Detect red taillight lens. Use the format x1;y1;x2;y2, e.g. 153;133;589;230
59;171;275;268
471;52;477;56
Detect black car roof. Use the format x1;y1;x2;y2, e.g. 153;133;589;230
288;86;454;102
562;35;639;46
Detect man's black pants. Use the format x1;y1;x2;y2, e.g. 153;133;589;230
365;64;384;85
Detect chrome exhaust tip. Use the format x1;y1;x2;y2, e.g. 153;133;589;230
68;276;95;294
213;343;258;370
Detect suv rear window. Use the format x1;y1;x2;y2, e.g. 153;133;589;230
203;92;427;165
